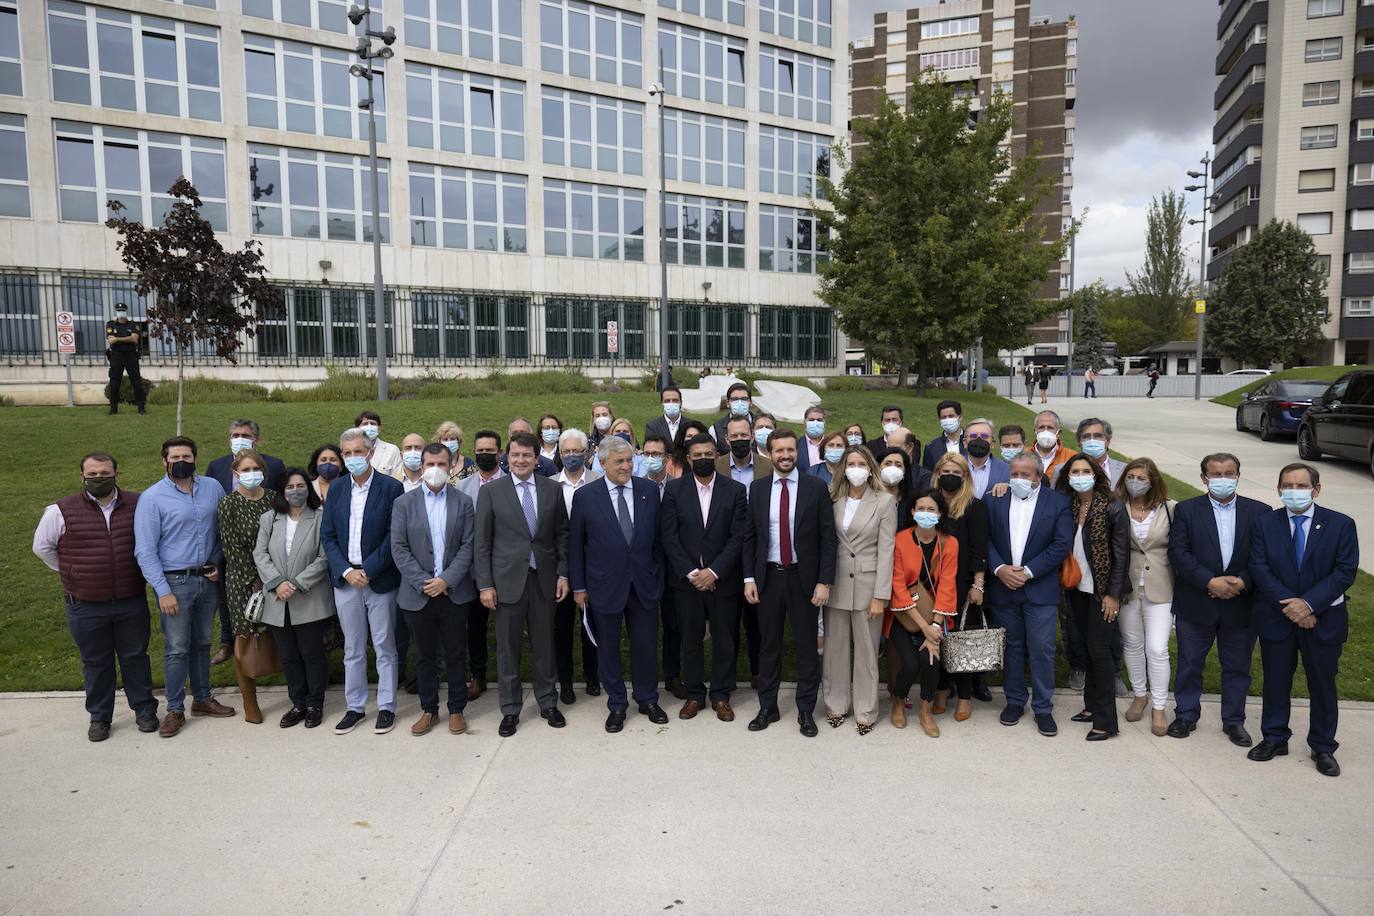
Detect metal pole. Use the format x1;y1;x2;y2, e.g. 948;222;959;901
64;356;73;407
657;65;670;392
1065;229;1076;398
366;43;387;402
1194;153;1210;402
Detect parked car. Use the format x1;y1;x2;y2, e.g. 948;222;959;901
1226;368;1273;377
1235;379;1331;440
1297;370;1374;478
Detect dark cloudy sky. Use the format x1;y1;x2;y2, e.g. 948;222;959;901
848;0;1216;288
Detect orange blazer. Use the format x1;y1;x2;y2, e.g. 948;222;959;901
887;529;959;638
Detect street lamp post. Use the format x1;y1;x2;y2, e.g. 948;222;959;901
650;71;671;392
348;3;395;402
1065;229;1077;398
1185;152;1212;402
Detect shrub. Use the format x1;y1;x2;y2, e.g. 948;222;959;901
0;394;14;407
822;374;865;392
145;376;269;405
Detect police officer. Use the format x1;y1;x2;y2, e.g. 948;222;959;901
105;303;145;415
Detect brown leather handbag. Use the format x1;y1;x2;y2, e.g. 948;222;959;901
234;591;281;677
1060;555;1082;590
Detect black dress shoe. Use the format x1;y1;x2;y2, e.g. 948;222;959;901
88;722;111;742
1247;740;1288;762
559;681;576;705
402;674;419;695
586;680;602;697
135;713;160;733
666;677;689;701
541;707;567;728
498;714;519;737
638;703;669;724
748;708;781;731
1085;729;1117;742
605;709;626;733
1070;710;1094;723
279;707;307;728
798;711;818;737
1311;751;1340;777
1166;717;1197;739
304;707;323;728
1223;724;1253;748
971;676;993;703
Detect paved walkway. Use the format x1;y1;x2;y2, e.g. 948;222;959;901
1030;396;1374;574
2;686;1371;915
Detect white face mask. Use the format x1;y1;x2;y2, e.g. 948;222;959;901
879;465;905;486
594;415;612;431
1124;478;1150;499
421;466;449;489
1035;430;1059;450
882;422;899;436
844;466;871;487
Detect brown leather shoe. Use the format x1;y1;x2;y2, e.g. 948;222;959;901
448;713;467;734
711;700;735;722
679;699;702;720
210;644;233;666
666;678;689;701
890;700;908;729
159;711;186;738
466;678;482;701
954;699;972;722
919;699;940;738
190;697;236;718
411;712;436;736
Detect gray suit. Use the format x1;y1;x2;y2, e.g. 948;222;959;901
390;485;477;611
455;470;494;510
253;508;334;627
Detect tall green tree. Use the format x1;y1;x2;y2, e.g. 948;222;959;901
816;71;1067;389
1127;189;1191;345
1071;282;1109;370
1208;219;1329;368
1097;287;1157;356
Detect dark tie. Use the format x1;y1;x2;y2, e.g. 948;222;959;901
779;478;792;565
1292;515;1308;572
617;485;634;545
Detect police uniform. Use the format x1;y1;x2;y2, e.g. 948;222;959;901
105;312;145;412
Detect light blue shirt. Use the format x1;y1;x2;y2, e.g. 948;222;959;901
730;459;755;490
424;485;448;577
133;475;226;598
969;459;991;499
1209;496;1236;571
605;476;636;523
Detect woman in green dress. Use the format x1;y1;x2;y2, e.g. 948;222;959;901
218;449;277;724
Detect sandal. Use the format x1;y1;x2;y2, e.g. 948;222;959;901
826;713;846;729
856;722;873;736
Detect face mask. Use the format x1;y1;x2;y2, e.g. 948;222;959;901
938;473;962;494
844;466;870;487
1069;474;1095;493
316;462;341;481
230;436;254;454
1206;477;1238;499
824;447;845;465
805;420;825;438
1036;430;1059;450
729;439;753;460
422;466;449;489
913;511;940;530
614;431;632;444
1009;478;1034;500
402;451;423;471
940;417;960;434
1124;478;1150;499
1081;439;1107;459
541;428;560;445
562;452;586;473
692;457;716;479
1280;489;1314;513
882;422;899;436
114;308;127;317
360;424;379;440
879;465;905;486
967;439;991;459
754;429;772;449
284;488;308;508
643;456;666;476
84;476;116;498
344;455;370;476
663;403;681;419
168;460;195;480
1001;446;1023;462
474;452;499;473
846;434;863;447
238;470;265;490
594;415;612;432
441;439;459;454
730;399;750;417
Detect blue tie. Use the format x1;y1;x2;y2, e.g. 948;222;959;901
520;481;537;567
616;485;634;545
1292;515;1308;572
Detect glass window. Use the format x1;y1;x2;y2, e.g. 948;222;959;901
758;125;831;199
0;113;28;218
545;297;645;360
1348;251;1374;272
544;179;644;261
1360;119;1374;141
243;35;384;141
661;109;744;189
660;23;746;109
1300;124;1337;149
993;16;1014;32
667;301;745;361
409;162;525;252
1354;162;1374;184
403;0;522;64
248;143;388;243
1296;211;1332;234
1350;208;1374;229
758;204;828;274
406;63;524;161
541;0;641;88
242;0;358;33
541;88;643;176
658;0;744;28
919;15;978;39
1302;80;1340;105
760;0;831;47
1298;168;1335;191
1304;37;1342;62
758;45;832;123
1308;0;1343;17
661;194;744;269
0;273;40;355
759;306;831;364
0;0;21;96
1345;297;1374;316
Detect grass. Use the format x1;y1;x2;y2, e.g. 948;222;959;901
1211;365;1353;409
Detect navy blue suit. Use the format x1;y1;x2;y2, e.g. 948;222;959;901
985;486;1073;716
969;456;1011;500
1167;494;1269;727
320;471;404;594
1249;505;1358;754
922;435;967;472
568;476;665;710
806;462;833;484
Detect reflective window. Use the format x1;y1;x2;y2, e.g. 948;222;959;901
543;179;644;261
244;35;384;142
256;286;395;359
662;109;744;189
662;194;744;268
760;0;832;47
409;163;526;253
410;291;527;360
545;297;645;360
0;113;28;218
55;120;227;229
541;88;643;175
406;64;523;160
759;45;832;124
758;125;831;199
403;0;522;65
667;301;745;361
657;0;743;28
0;273;39;355
658;22;745;108
758;204;828;274
241;0;352;33
759;306;831;363
541;0;641;88
0;0;21;95
48;1;221;121
247;144;389;243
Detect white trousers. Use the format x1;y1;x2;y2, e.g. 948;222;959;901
1119;596;1172;710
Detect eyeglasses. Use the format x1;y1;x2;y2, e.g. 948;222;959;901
966;432;993;440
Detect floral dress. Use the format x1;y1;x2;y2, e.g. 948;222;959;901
218;489;276;637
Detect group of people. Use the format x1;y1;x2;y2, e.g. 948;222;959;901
34;388;1359;777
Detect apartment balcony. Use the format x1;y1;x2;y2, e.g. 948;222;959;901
1355;48;1374;80
1216;1;1268;76
1359;2;1374;32
1217;0;1249;39
1214;43;1266;109
1214;122;1263;172
1208;202;1259;247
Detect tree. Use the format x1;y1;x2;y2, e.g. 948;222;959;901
107;179;280;434
816;71;1068;389
1208;219;1329;368
1070;282;1109;370
1126;189;1191;346
1098;287;1158;357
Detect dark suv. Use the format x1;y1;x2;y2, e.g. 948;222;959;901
1297;369;1374;478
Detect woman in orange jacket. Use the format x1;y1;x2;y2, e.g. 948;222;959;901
888;489;960;737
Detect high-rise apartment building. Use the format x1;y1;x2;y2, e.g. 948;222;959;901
849;0;1077;363
1211;0;1372;364
0;0;846;394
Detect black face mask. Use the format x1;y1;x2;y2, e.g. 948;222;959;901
938;473;962;494
168;460;195;480
966;439;991;459
474;452;499;473
316;462;341;481
729;439;752;459
83;476;116;498
691;457;716;479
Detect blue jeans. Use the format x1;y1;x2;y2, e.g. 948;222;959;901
1001;602;1059;715
160;574;219;712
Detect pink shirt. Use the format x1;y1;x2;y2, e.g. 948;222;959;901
696;475;715;525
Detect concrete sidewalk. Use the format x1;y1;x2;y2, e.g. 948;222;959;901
2;685;1371;915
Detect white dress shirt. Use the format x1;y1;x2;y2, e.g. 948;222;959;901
401;474;424;493
766;470;799;564
664;416;680;441
347;472;373;565
1071;524;1095;594
945;435;962;454
1004;483;1042;571
842;495;862;531
605;476;634;523
284;514;298;561
555;467;599;516
424;485;447;577
33;491;120;571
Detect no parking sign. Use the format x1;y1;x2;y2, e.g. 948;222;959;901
56;311;76;354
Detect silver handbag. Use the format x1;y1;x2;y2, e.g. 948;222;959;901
941;598;1005;674
244;588;266;626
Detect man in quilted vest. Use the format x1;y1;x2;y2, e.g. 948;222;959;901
32;451;158;742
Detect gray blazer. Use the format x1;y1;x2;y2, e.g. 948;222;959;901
473;473;568;603
390;484;477;611
253;508;334;627
828;488;897;612
455;470;491;509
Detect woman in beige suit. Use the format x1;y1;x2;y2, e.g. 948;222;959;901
821;446;896;735
1114;458;1175;736
253;468;335;729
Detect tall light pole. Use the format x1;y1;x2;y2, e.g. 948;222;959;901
650;71;671;391
348;2;395;401
1185;151;1211;402
1065;227;1077;397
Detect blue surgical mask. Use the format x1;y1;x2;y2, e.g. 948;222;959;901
230;436;253;454
542;428;560;445
824;447;845;465
805;420;825;438
663;403;681;419
402;450;423;471
730;399;750;417
846;434;863;447
237;470;264;490
643;456;665;475
344;455;370;476
1280;489;1314;513
940;417;960;434
1081;439;1107;459
360;424;379;440
1069;474;1095;493
562;452;586;473
441;439;459;454
913;511;940;530
1207;477;1238;499
1001;446;1023;462
615;431;632;443
1009;478;1034;500
754;428;772;448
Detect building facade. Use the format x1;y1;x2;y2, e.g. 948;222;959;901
0;0;846;397
1211;0;1373;365
848;0;1077;364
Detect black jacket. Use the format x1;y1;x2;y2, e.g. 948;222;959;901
1075;495;1131;600
1168;493;1269;628
207;452;287;495
659;473;751;595
744;472;836;591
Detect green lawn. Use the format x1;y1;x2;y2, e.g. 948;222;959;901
1211;365;1353;409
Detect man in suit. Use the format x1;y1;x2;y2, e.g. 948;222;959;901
964;418;1009;500
1247;463;1358;777
456;430;503;701
391;444;477;737
922;399;967;471
715;414;771;686
356;410;403;480
502;418;558;477
888;426;933;493
644;385;685;448
1167;452;1269;746
1050;417;1124;488
866;405;905;458
986;452;1073;737
320;427;404;736
660;433;751;721
474;431;569;737
795;406;828;472
639;434;683;699
743;429;837;737
569;436;668;732
711;382;755;448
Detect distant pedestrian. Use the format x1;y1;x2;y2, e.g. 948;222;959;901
1037;365;1052;404
1147;364;1160;399
1022;361;1036;405
104;303;146;415
1084;367;1098;399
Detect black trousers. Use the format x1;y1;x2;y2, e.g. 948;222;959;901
66;595;157;723
890;626;941;702
1068;590;1119;733
217;579;232;648
407;597;469;715
756;567;820;714
675;586;741;703
739;597;762;677
107;350;144;405
554;593;599;684
594;589;660;711
467;601;490;682
268;607;330;710
661;588;682;682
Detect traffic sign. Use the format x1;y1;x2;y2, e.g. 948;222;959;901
56;311;75;354
606;320;619;354
1194;299;1206;315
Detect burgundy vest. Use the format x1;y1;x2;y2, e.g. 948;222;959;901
56;489;145;602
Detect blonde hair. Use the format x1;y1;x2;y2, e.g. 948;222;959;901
434;421;463;445
829;445;881;501
610;416;637;447
931;452;975;520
